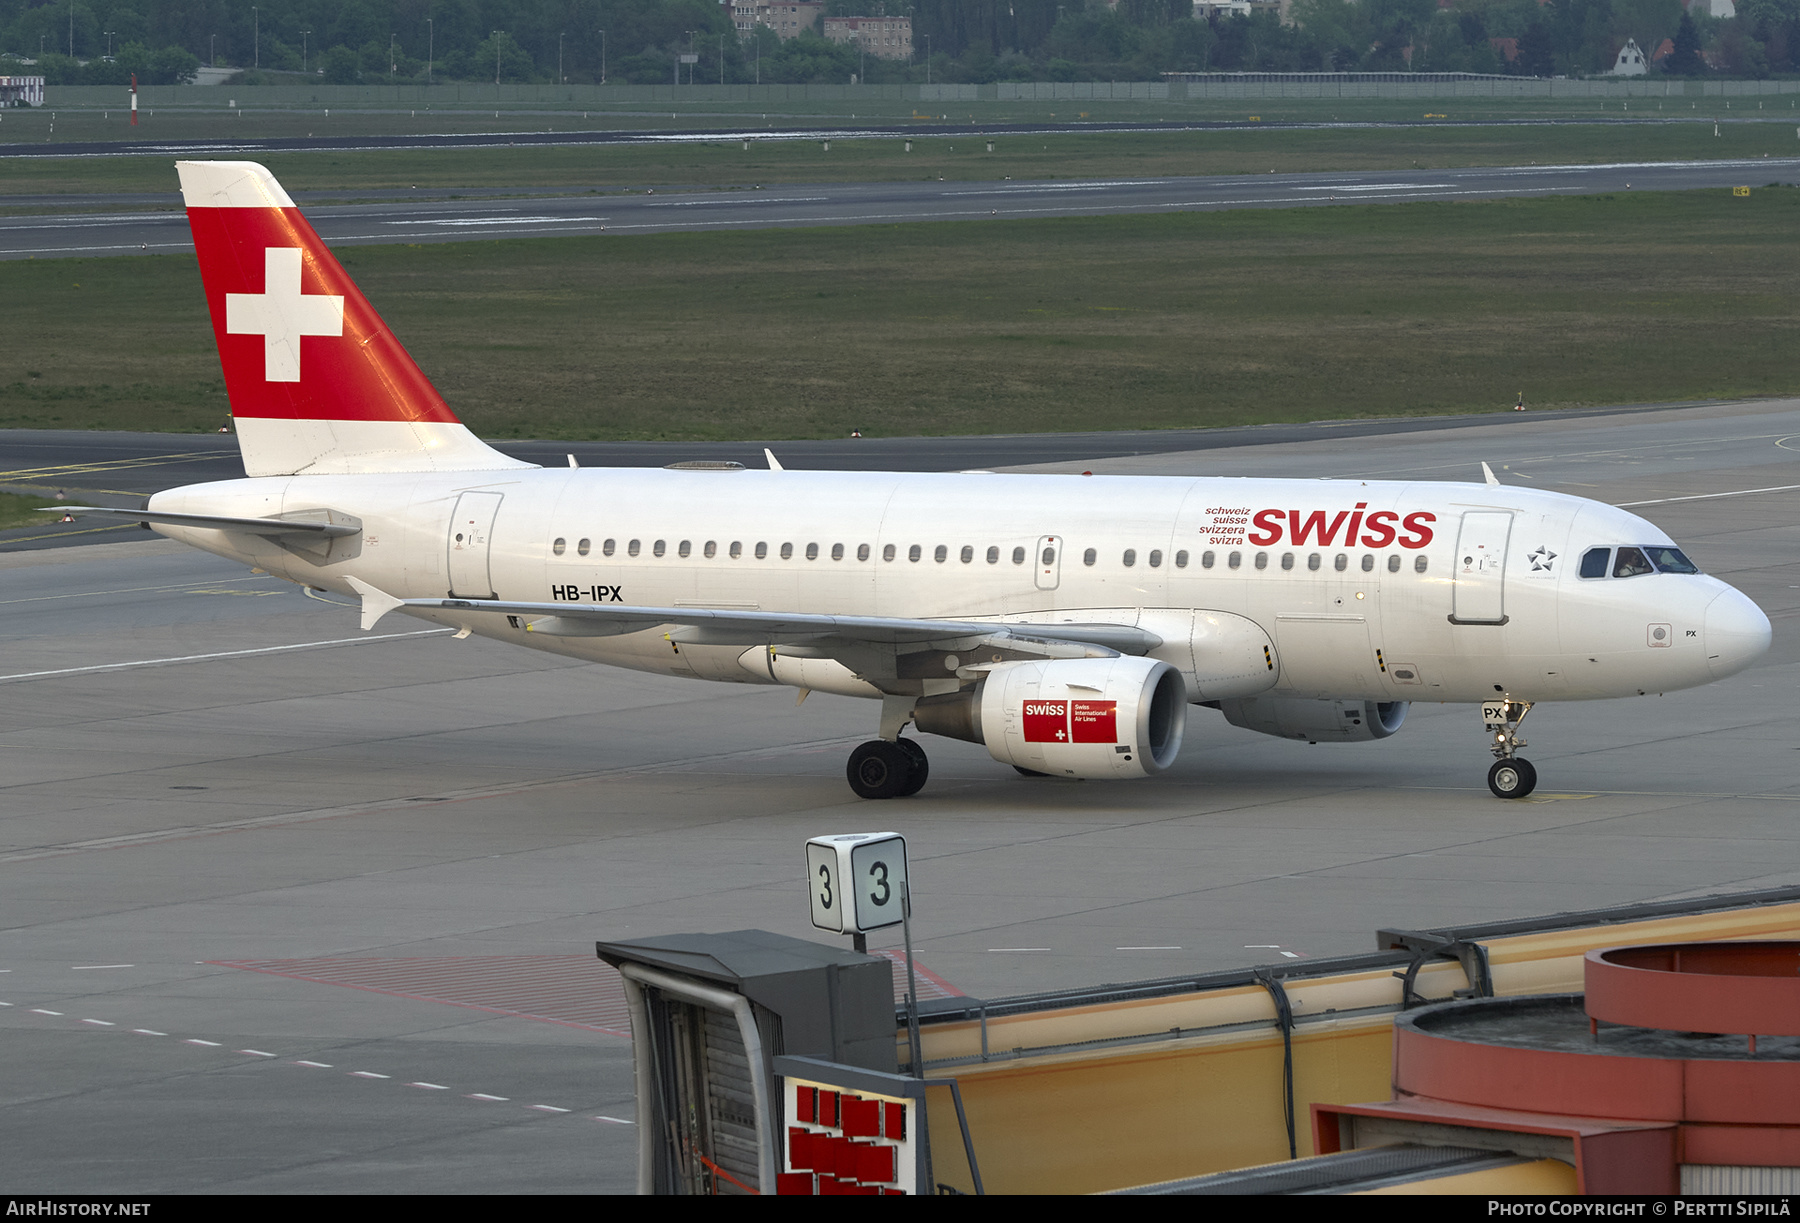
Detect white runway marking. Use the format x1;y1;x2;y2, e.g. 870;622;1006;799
467;1093;508;1101
0;628;451;684
132;1029;165;1036
409;1082;449;1090
30;1009;63;1015
184;1039;222;1046
529;1104;571;1113
238;1049;276;1057
294;1060;332;1067
595;1116;634;1125
80;1018;115;1025
71;964;136;969
1616;482;1800;507
350;1071;390;1079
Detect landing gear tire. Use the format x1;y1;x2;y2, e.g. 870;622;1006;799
1488;758;1538;800
895;738;929;797
847;740;913;800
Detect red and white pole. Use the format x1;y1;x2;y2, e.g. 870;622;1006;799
130;74;138;126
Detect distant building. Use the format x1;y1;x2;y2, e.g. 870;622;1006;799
823;17;913;61
1610;37;1648;75
0;75;44;106
732;2;824;41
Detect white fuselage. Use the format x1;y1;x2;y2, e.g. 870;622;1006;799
147;467;1769;706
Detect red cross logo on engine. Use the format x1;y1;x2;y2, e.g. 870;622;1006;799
225;247;345;383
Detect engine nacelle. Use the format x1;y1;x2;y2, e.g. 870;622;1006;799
914;656;1187;779
1215;696;1408;744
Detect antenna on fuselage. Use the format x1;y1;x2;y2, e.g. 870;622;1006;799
764;447;785;472
1481;462;1501;486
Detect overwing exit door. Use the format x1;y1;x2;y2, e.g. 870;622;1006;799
1451;511;1512;624
447;490;502;598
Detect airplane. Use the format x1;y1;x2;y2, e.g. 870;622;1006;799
60;161;1773;801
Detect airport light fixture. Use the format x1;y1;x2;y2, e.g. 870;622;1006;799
424;20;431;84
493;30;503;86
300;30;310;74
597;29;606;84
253;7;258;69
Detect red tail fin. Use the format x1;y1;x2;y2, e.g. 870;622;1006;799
179;161;528;478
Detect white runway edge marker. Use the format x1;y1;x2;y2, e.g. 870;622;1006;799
71;964;134;969
595;1116;635;1125
133;1029;166;1036
185;1039;222;1046
238;1049;276;1057
529;1105;572;1113
31;1009;63;1015
467;1093;508;1101
409;1082;449;1090
294;1060;332;1068
350;1071;390;1079
80;1018;115;1025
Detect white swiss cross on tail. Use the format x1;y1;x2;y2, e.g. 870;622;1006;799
225;247;345;383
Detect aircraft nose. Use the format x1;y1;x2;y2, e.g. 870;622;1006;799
1705;587;1772;679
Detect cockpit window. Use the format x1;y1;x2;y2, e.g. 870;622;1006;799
1643;545;1701;575
1580;547;1611;579
1612;546;1655;578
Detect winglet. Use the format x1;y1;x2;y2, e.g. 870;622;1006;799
346;576;406;632
1481;462;1501;487
764;447;784;472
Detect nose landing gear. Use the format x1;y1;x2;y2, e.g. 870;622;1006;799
1483;699;1536;799
847;737;930;799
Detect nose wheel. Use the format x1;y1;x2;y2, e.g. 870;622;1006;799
847;738;929;799
1483;698;1536;799
1487;757;1537;799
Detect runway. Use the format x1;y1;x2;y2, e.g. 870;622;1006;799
6;157;1796;259
1;399;1795;1191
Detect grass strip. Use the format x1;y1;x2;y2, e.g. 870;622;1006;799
5;187;1797;441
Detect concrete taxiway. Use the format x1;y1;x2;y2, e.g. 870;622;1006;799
7;158;1796;259
1;401;1795;1192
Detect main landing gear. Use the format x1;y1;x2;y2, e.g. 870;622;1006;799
1484;699;1537;799
847;738;930;800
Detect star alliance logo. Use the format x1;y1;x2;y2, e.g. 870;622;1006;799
1527;546;1557;572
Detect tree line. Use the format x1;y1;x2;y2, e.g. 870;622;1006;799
0;0;1790;87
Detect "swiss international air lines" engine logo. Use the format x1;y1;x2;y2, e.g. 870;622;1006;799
1023;700;1120;744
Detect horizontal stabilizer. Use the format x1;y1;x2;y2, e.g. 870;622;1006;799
48;507;360;538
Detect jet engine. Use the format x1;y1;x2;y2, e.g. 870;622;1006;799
914;656;1187;779
1214;696;1408;744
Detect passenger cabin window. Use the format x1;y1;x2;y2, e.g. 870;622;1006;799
729;541;742;558
805;543;818;560
653;540;666;557
960;545;974;564
705;541;717;558
1387;554;1401;573
1307;553;1321;571
883;544;896;562
1042;545;1057;566
934;545;948;563
1012;546;1026;565
755;542;768;559
909;545;922;562
780;542;794;560
628;539;642;557
1334;554;1348;572
1083;548;1097;566
1414;555;1429;574
1613;546;1654;578
831;543;845;561
1228;551;1241;570
1175;551;1188;568
1280;552;1294;571
1202;551;1215;570
858;544;871;561
603;539;616;557
678;540;691;558
986;546;999;564
1580;548;1611;579
1149;550;1163;568
552;538;567;556
1361;554;1374;572
1122;549;1136;567
1254;552;1268;570
579;538;592;557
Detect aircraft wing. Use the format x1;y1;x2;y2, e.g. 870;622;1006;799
348;580;1160;656
49;507;361;538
